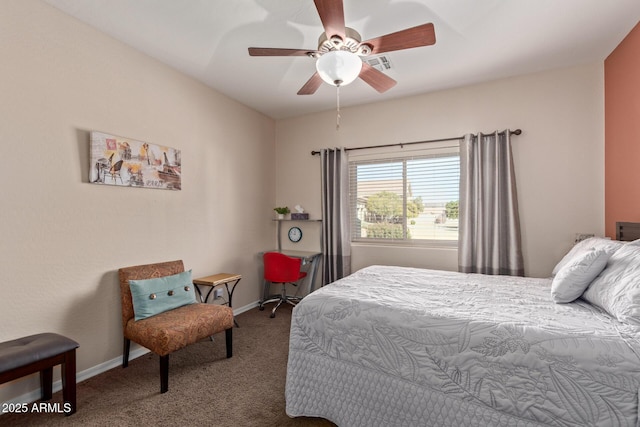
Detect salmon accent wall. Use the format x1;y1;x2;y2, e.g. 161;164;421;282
605;22;640;238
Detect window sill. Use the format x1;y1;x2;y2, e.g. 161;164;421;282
351;240;458;250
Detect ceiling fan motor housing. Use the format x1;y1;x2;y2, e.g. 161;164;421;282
318;27;369;55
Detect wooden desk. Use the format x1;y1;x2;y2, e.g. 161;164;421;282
259;250;322;306
193;273;241;327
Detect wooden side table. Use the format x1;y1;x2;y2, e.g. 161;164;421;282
193;273;241;327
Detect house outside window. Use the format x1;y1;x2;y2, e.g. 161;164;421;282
349;144;460;245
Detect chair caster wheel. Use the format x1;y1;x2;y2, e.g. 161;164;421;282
259;306;264;311
270;313;276;318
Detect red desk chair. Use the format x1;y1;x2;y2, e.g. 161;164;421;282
260;252;307;318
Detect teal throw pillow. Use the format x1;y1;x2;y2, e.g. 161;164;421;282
129;270;196;321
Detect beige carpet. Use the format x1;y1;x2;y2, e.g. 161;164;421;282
2;305;336;426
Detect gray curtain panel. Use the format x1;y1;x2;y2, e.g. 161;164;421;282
458;131;524;276
320;148;351;285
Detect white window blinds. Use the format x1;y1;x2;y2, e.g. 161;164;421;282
349;148;460;243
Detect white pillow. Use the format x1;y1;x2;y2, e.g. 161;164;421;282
582;244;640;325
551;248;610;303
627;238;640;247
552;237;624;276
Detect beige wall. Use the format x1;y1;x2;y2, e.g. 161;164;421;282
276;63;605;278
0;1;275;402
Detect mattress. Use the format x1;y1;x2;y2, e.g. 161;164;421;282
285;265;640;426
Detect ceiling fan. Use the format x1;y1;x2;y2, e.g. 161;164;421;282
248;0;436;95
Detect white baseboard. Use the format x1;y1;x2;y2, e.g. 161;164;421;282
1;302;259;407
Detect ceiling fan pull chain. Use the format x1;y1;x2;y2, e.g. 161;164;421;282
336;85;341;131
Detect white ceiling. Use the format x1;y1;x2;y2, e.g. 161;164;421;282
44;0;640;119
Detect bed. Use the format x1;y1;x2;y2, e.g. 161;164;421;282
285;225;640;426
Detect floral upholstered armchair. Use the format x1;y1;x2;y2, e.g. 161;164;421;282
118;260;233;393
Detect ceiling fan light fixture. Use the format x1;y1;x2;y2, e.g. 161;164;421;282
329;35;344;47
316;50;362;87
357;43;372;56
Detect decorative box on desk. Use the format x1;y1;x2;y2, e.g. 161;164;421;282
291;213;309;220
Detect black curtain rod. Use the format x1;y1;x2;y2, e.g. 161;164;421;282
310;128;522;156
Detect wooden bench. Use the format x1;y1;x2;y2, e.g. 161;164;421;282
0;333;79;415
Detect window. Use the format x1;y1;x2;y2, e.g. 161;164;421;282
349;146;460;244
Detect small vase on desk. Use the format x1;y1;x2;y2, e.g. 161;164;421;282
277;214;284;220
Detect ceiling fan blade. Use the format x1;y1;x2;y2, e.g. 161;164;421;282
359;62;397;93
362;23;436;55
248;47;317;57
314;0;345;39
297;72;324;95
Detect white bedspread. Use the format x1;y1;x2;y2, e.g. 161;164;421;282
286;265;640;426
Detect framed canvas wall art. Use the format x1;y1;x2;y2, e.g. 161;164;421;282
89;131;181;190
